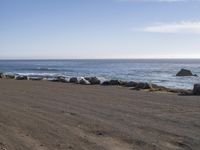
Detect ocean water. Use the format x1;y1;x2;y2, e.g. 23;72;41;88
0;59;200;89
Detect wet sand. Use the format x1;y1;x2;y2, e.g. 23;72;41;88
0;79;199;150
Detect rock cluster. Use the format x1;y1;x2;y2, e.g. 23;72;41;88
27;77;43;81
51;76;68;83
69;77;78;83
85;77;101;85
135;82;151;89
3;74;15;79
124;81;138;87
101;80;126;86
15;75;28;80
0;71;199;96
79;78;90;85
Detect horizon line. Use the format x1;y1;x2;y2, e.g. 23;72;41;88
0;58;200;60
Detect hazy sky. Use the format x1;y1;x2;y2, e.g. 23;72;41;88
0;0;200;59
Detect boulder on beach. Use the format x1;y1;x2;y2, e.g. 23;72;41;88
133;82;166;91
119;81;128;86
79;78;90;85
85;77;101;85
166;88;192;94
193;84;200;95
110;80;121;85
125;81;138;87
2;74;15;79
101;81;110;86
101;80;127;86
151;84;168;90
28;77;43;81
0;73;3;78
51;76;68;83
176;69;195;76
101;80;120;86
15;75;28;80
135;82;151;89
69;77;78;84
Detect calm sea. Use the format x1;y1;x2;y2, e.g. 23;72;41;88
0;59;200;89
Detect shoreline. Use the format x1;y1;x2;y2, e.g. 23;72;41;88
0;79;199;150
0;72;197;95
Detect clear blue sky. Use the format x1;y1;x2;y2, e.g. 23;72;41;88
1;0;200;59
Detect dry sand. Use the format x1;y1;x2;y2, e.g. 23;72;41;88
0;79;199;150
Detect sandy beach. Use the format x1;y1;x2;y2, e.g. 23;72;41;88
0;78;199;150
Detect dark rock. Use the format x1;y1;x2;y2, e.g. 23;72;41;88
150;84;165;89
15;75;28;80
28;77;43;81
69;77;78;83
85;77;101;85
101;80;126;86
135;82;151;89
193;84;200;95
0;73;3;78
58;76;68;82
101;80;120;86
176;69;194;76
167;88;192;94
101;81;110;86
147;84;175;93
147;84;192;94
109;80;121;85
179;90;193;95
79;78;90;85
95;130;104;136
125;81;138;87
119;81;128;86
